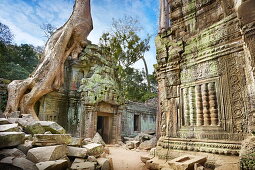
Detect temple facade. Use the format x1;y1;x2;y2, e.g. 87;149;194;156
156;0;255;157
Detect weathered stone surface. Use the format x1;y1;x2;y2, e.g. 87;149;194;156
92;132;105;146
0;132;25;148
36;160;68;170
134;133;153;143
83;143;104;157
70;158;96;170
88;156;97;162
0;148;26;160
0;123;20;132
139;137;157;150
97;158;110;170
17;140;33;154
67;146;88;158
83;138;93;145
26;145;67;163
240;136;255;169
104;147;110;154
168;155;207;170
125;141;134;149
131;141;140;148
37;121;66;134
69;137;82;146
0;156;37;170
0;118;11;125
140;154;153;164
33;134;72;146
24;122;45;135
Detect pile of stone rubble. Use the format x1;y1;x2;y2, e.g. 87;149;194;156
123;132;157;151
0;114;112;170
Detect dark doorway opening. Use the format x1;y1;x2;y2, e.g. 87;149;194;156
97;114;112;144
97;116;104;137
134;114;140;131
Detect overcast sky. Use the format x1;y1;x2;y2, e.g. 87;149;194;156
0;0;159;73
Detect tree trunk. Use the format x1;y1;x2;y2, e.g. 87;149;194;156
4;0;93;120
141;57;151;92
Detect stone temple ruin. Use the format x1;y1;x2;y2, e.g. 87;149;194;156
150;0;255;169
36;44;157;144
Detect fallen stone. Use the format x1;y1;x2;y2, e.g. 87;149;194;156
134;133;154;143
44;131;52;134
0;148;26;160
70;158;96;170
24;122;45;135
168;155;207;170
27;145;67;163
140;154;153;163
37;121;66;134
88;156;97;162
36;160;68;170
0;118;11;125
25;134;33;141
104;147;110;154
68;137;82;146
83;138;93;145
33;134;72;146
125;141;134;149
139;137;157;150
17;140;33;154
67;146;88;158
0;132;25;148
92;132;106;146
0;123;20;132
0;156;37;170
83;143;104;157
97;158;110;170
131;141;140;148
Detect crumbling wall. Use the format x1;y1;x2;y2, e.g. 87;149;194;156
122;101;157;137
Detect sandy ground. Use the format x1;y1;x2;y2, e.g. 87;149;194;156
108;146;149;170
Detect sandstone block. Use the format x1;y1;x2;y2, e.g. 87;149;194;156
0;123;20;132
168;155;207;170
36;160;68;170
33;134;72;146
131;140;140;148
27;145;67;163
37;121;66;134
0;148;26;160
139;137;157;150
140;154;153;163
88;156;97;162
0;132;25;148
67;146;88;158
92;132;106;146
70;158;96;170
97;158;110;170
0;156;37;170
0;118;11;125
83;143;104;157
125;141;134;149
69;137;82;146
17;140;33;154
24;122;45;135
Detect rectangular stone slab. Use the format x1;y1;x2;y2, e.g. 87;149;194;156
33;134;72;146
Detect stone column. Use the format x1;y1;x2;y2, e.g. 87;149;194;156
208;82;219;126
159;0;170;32
201;83;210;126
183;88;190;126
237;0;255;132
195;85;203;126
189;86;196;126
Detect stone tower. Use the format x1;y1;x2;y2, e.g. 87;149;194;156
155;0;255;156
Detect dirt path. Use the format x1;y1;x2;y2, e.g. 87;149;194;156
108;146;149;170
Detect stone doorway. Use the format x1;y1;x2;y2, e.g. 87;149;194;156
97;112;113;144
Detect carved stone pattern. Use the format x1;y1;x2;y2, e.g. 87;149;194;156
201;83;210;126
195;85;203;126
183;88;190;126
208;82;219;126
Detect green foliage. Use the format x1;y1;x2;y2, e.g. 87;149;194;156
98;16;157;102
0;22;39;80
